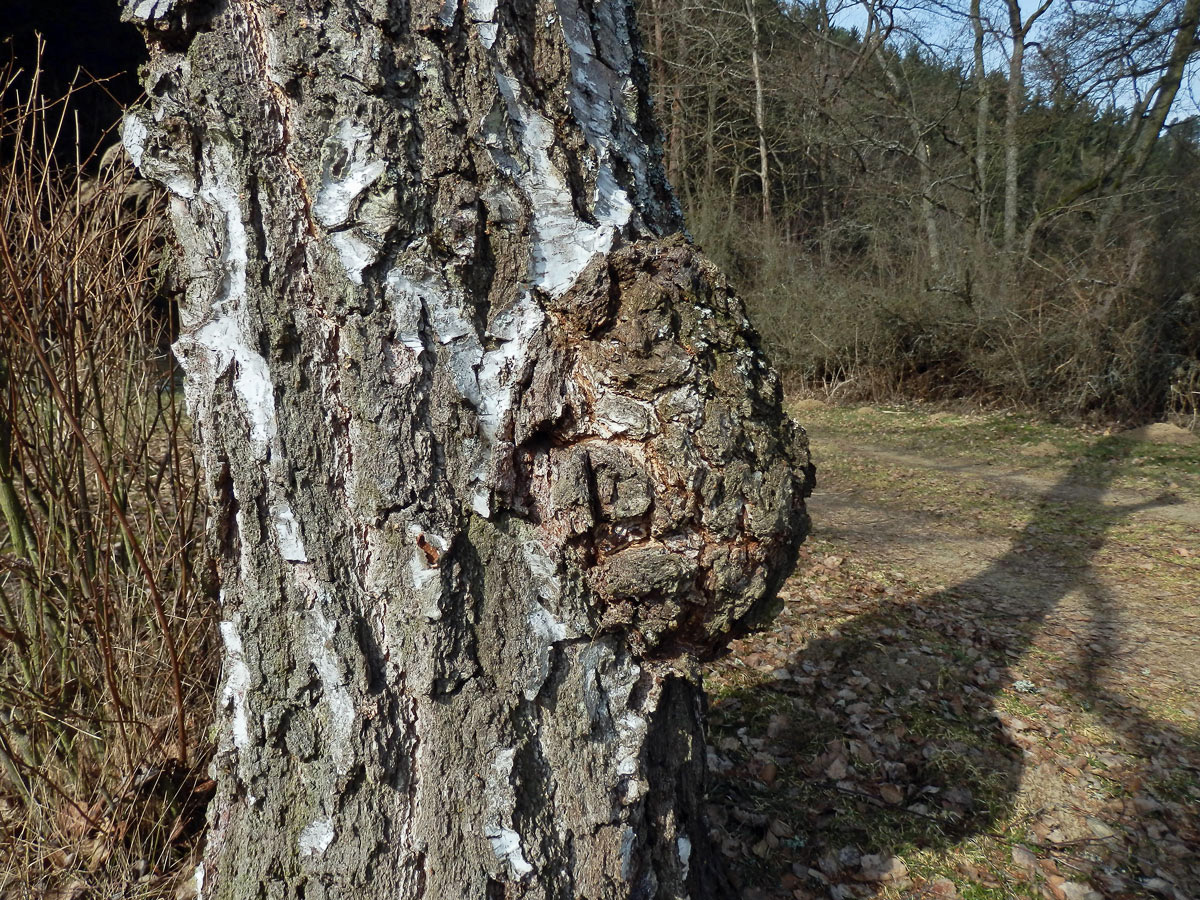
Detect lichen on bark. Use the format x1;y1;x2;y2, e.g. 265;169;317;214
123;0;813;897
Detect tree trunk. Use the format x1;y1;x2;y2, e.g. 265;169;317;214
122;1;813;899
1002;0;1053;252
669;14;688;192
704;83;718;195
914;133;942;272
1002;12;1024;252
745;0;773;228
971;0;990;240
1093;0;1200;242
873;49;941;271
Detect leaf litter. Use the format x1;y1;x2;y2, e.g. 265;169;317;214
705;405;1200;900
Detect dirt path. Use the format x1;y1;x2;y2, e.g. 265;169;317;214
824;440;1200;526
703;406;1200;900
806;428;1200;695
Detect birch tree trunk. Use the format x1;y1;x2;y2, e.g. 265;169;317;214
971;0;990;241
745;0;773;228
871;35;941;272
1002;9;1024;252
1002;0;1053;252
122;1;813;898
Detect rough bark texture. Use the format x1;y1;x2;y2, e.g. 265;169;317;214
123;0;813;897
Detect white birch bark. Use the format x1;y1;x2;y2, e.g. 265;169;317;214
123;0;813;897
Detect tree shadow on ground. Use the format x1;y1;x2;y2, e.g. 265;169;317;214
707;437;1200;899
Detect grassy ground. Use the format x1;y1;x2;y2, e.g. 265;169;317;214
706;402;1200;900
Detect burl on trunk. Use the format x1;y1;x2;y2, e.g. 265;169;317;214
123;0;813;897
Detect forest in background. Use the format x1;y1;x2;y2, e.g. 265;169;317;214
637;0;1200;422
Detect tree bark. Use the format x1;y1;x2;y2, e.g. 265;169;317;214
1093;0;1200;241
914;133;942;272
1002;0;1025;251
745;0;773;228
871;35;942;272
122;1;813;898
971;0;990;240
1002;0;1053;252
645;0;686;190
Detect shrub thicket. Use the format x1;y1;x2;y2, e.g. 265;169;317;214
0;58;212;894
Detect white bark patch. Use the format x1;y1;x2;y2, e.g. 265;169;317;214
457;13;653;519
298;818;335;856
385;271;430;358
126;0;177;25
468;0;499;48
315;120;387;283
521;540;576;699
387;270;483;401
525;602;568;701
123;94;197;199
485;748;534;878
677;834;692;881
191;315;276;450
177;145;278;457
615;709;647;777
134;127;196;199
477;294;543;444
272;500;307;562
528;604;567;642
480;0;652;299
218;620;252;753
581;647;649;803
314;121;387;227
384;267;540;518
555;0;648;206
489;72;622;298
473;293;545;516
409;553;443;621
428;294;485;400
521;540;562;602
307;602;355;774
122;114;147;169
328;230;378;285
192;863;205;898
486;827;533;877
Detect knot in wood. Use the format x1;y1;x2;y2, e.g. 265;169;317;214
514;236;814;659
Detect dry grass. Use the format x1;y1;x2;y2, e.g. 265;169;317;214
0;51;213;897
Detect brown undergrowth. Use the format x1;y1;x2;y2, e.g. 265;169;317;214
0;55;214;898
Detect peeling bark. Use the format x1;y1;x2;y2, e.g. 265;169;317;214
123;0;813;897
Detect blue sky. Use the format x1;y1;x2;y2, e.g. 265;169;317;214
822;0;1199;121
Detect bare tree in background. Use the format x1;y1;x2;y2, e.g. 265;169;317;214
1002;0;1056;250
